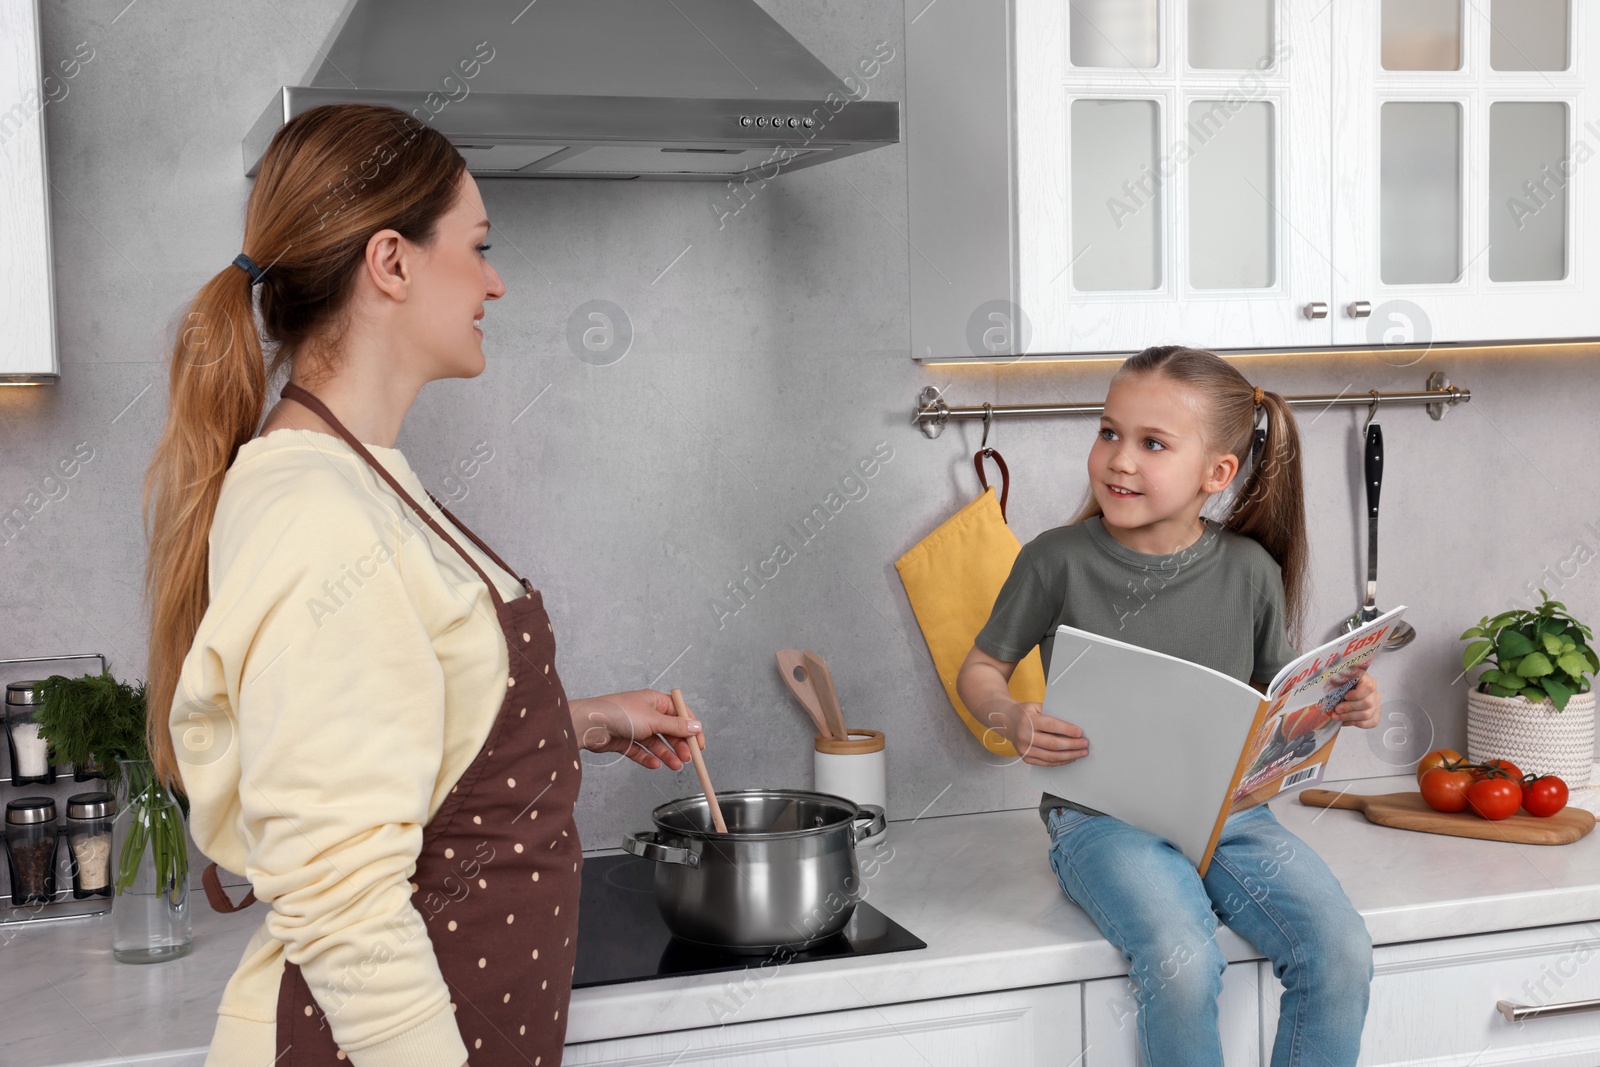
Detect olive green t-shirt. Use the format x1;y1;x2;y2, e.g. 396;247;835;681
973;516;1299;824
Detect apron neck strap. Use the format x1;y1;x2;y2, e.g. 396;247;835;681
278;381;509;612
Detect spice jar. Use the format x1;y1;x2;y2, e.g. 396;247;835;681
6;797;60;905
65;792;116;899
5;680;58;786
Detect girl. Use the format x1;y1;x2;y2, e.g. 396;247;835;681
143;104;701;1065
956;346;1380;1067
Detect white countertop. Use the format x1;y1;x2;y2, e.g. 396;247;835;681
8;775;1600;1065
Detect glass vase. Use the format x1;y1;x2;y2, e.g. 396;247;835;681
110;758;193;963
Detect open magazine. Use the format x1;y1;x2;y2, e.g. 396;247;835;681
1030;606;1407;874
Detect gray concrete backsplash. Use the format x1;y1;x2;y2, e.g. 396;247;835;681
1;0;1596;890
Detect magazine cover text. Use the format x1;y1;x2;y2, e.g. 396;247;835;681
1230;622;1397;811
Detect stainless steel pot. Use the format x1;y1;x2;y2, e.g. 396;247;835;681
622;788;887;954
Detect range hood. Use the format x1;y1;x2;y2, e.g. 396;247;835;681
242;0;899;181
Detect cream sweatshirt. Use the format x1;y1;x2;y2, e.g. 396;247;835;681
174;428;528;1067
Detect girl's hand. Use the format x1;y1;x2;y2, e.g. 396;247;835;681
569;690;702;770
981;698;1089;766
1332;674;1381;729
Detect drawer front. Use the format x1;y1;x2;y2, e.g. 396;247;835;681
564;984;1081;1067
1083;962;1261;1067
1256;924;1600;1067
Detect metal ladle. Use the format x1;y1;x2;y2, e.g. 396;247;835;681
1345;408;1417;651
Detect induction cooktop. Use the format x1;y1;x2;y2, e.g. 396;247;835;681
572;853;926;988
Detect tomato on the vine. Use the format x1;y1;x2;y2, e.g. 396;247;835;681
1472;758;1523;784
1420;767;1475;813
1415;748;1464;784
1521;775;1569;818
1466;778;1522;820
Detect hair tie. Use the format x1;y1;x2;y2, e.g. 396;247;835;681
1249;385;1268;463
232;253;266;286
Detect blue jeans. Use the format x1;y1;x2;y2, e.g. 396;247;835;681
1046;803;1372;1067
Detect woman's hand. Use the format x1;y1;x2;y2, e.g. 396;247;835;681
568;690;702;770
1332;674;1381;729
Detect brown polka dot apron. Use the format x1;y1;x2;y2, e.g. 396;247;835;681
201;380;584;1065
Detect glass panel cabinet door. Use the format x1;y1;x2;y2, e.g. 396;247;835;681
1015;0;1332;354
1331;1;1600;345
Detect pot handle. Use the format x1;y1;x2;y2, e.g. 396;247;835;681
851;804;887;844
622;830;700;868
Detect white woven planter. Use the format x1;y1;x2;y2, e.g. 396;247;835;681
1466;688;1596;786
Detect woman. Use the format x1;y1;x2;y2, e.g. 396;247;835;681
142;104;701;1065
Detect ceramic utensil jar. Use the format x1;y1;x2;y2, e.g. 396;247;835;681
814;729;887;845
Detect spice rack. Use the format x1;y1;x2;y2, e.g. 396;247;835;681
1;653;116;927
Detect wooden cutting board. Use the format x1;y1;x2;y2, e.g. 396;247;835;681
1298;789;1595;845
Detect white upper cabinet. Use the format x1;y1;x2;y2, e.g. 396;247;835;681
907;0;1599;358
1331;0;1600;346
0;0;58;383
1015;0;1332;354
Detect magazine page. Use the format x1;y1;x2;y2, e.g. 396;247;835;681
1230;606;1408;809
1031;625;1263;871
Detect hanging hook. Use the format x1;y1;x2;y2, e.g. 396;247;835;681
1363;390;1381;433
974;402;1011;519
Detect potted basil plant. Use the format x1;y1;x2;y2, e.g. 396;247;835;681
1460;589;1596;786
34;670;193;962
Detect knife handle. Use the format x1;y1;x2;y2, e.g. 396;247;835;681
1364;423;1383;520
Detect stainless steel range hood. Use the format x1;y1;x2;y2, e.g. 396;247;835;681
241;0;899;181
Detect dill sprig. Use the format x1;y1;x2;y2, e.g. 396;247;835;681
33;671;190;900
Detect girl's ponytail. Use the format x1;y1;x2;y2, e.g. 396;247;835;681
141;104;467;797
1223;387;1309;644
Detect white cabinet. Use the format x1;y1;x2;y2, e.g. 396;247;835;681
1083;961;1262;1066
1011;0;1333;355
1256;921;1600;1067
907;0;1600;358
1331;1;1600;345
563;922;1600;1065
0;0;59;383
563;984;1080;1066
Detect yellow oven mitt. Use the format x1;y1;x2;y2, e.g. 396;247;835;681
894;487;1045;757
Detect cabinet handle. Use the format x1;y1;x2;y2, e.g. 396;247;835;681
1302;302;1328;319
1497;997;1600;1022
1347;300;1372;318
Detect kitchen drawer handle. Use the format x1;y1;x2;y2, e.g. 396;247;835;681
1303;302;1328;320
1496;997;1600;1022
1347;300;1372;318
622;830;700;868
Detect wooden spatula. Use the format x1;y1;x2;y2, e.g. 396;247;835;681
670;688;727;833
801;650;849;741
775;649;830;736
1299;789;1594;845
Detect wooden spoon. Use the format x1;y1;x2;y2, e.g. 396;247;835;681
775;649;830;736
670;688;727;833
801;650;849;741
